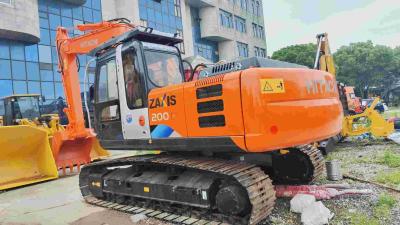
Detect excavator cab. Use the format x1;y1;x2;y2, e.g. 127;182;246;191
2;95;41;126
92;27;184;147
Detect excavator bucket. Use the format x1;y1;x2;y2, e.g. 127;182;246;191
51;133;93;174
0;126;58;190
90;138;110;161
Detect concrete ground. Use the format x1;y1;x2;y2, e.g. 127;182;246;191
0;151;167;225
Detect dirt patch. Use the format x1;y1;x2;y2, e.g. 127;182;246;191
70;210;169;225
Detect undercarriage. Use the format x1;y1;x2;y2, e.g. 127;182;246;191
79;144;324;225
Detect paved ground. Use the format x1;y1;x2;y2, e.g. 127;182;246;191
0;151;167;225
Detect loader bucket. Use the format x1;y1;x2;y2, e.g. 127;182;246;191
90;138;110;161
51;133;93;173
0;126;58;190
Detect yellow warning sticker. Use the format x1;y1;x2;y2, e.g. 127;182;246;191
260;79;285;94
144;186;150;193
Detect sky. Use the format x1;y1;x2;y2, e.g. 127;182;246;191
262;0;400;56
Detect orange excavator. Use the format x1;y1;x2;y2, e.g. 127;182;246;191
54;19;342;224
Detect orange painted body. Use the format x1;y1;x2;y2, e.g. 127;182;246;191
343;86;362;113
148;68;343;153
54;21;134;170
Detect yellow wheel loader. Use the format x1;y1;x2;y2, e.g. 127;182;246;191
0;94;109;190
342;97;395;137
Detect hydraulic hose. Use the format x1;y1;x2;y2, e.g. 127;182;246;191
84;58;96;129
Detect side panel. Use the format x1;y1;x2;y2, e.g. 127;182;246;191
184;73;245;137
148;84;187;138
241;68;343;152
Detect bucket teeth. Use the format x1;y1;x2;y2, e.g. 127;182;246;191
58;160;88;175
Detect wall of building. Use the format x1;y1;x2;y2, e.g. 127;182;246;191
101;0;140;24
190;7;219;62
0;0;102;113
196;0;267;60
0;0;40;43
100;0;267;62
0;0;268;109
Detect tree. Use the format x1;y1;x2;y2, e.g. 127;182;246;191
334;41;399;98
271;41;400;98
271;43;317;68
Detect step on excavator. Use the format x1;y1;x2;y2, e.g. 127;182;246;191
52;19;343;225
0;94;109;190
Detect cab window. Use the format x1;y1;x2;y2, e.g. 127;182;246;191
97;60;118;102
122;50;144;109
144;51;183;87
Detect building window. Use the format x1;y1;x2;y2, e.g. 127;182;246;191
220;10;233;28
0;0;102;122
237;42;248;58
235;16;246;33
255;47;266;57
240;0;247;11
253;24;265;39
176;29;185;54
139;0;184;55
252;23;257;37
258;25;265;39
0;0;11;5
255;1;260;16
174;0;181;18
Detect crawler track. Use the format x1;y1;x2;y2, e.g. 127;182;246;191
298;144;326;183
80;155;276;225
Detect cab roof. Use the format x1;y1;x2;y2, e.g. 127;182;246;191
89;26;183;57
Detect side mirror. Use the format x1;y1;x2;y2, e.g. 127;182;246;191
89;85;94;102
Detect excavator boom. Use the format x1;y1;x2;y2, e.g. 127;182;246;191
53;19;134;171
314;33;336;76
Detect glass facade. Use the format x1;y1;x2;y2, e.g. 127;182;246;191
138;0;184;53
191;7;219;62
0;0;102;115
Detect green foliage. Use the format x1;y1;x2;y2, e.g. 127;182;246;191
342;194;397;225
380;150;400;167
375;171;400;186
373;193;397;222
271;43;317;68
333;41;400;98
376;193;397;208
348;212;379;225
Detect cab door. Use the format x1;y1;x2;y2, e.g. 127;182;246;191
115;44;151;139
94;54;123;141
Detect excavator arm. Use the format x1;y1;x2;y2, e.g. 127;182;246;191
314;33;336;77
53;19;134;171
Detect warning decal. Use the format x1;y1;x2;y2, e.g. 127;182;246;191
260;79;285;94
